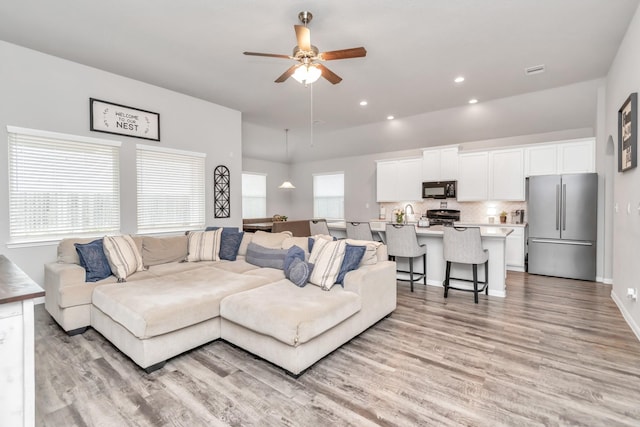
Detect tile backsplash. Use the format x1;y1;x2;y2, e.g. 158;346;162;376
379;200;527;224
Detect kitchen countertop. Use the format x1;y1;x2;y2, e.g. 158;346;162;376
328;221;513;238
455;222;528;228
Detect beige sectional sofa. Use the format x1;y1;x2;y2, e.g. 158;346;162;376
44;231;396;375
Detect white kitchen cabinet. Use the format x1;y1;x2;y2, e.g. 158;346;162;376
505;227;526;271
525;144;557;176
376;158;422;202
525;138;595;176
489;148;525;201
376;160;397;202
422;146;459;181
557;139;595;174
457;152;489;201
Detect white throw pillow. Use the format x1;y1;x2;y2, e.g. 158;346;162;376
308;239;347;290
103;235;145;282
187;229;223;262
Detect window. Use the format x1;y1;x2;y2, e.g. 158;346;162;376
242;173;267;218
313;172;344;220
137;145;205;233
7;126;121;241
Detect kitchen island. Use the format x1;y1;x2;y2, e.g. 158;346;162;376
328;222;513;298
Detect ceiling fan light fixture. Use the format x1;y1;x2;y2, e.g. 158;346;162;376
292;64;322;85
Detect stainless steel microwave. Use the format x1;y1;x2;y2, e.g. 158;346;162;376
422;180;457;199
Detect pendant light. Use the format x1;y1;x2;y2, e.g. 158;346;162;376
279;128;295;189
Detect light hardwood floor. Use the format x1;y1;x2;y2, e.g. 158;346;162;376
34;272;640;426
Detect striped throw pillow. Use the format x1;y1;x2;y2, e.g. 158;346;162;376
308;239;347;290
103;235;145;282
187;229;223;262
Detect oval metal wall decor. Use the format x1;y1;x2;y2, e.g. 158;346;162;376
214;165;230;218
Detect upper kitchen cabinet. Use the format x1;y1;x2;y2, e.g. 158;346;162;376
376;157;422;202
489;148;525;201
422;146;459;181
457;152;489;201
525;138;595;176
458;149;525;201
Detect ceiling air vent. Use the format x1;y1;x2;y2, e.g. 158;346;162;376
525;64;545;75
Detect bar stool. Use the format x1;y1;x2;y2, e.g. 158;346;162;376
346;221;374;241
442;227;489;304
309;219;330;236
385;224;427;292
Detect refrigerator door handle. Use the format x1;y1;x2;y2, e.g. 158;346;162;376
556;184;560;230
562;183;567;231
530;238;593;246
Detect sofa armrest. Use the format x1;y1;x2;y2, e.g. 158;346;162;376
44;262;86;289
343;260;396;297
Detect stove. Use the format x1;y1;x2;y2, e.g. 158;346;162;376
426;209;460;226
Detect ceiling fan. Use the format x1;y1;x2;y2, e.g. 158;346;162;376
243;11;367;85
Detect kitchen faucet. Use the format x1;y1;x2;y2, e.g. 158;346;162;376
404;203;414;224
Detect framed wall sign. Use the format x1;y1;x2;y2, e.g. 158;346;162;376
618;92;637;172
90;98;160;141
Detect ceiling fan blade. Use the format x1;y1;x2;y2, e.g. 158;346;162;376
244;52;292;59
294;25;311;51
319;47;367;61
275;64;300;83
316;64;342;84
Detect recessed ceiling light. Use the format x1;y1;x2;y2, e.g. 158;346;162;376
387;115;395;120
454;76;465;83
468;99;478;104
359;100;368;106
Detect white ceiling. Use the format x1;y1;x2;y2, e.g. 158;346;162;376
1;0;638;162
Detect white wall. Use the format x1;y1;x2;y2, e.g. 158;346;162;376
0;41;242;285
285;128;595;220
242;157;292;218
605;3;640;339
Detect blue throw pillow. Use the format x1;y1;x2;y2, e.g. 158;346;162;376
335;244;366;285
287;258;314;287
218;231;244;261
75;239;112;282
245;242;288;269
284;245;305;272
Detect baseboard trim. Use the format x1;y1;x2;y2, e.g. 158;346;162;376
611;290;640;342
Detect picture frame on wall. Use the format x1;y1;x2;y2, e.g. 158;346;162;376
90;98;160;141
618;92;637;172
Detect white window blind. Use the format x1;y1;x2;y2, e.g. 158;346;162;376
137;145;205;233
242;172;267;218
313;172;344;220
7;126;121;241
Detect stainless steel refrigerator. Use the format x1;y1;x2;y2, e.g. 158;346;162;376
527;173;597;281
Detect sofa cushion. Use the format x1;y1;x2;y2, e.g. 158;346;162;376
186;229;223;262
286;258;313;287
103;235;145;281
281;237;311;255
335;244;366;285
245;242;287;269
251;230;292;249
220;279;361;346
91;267;272;339
142;235;188;267
58;237;101;264
74;239;112;282
308;239;347;290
